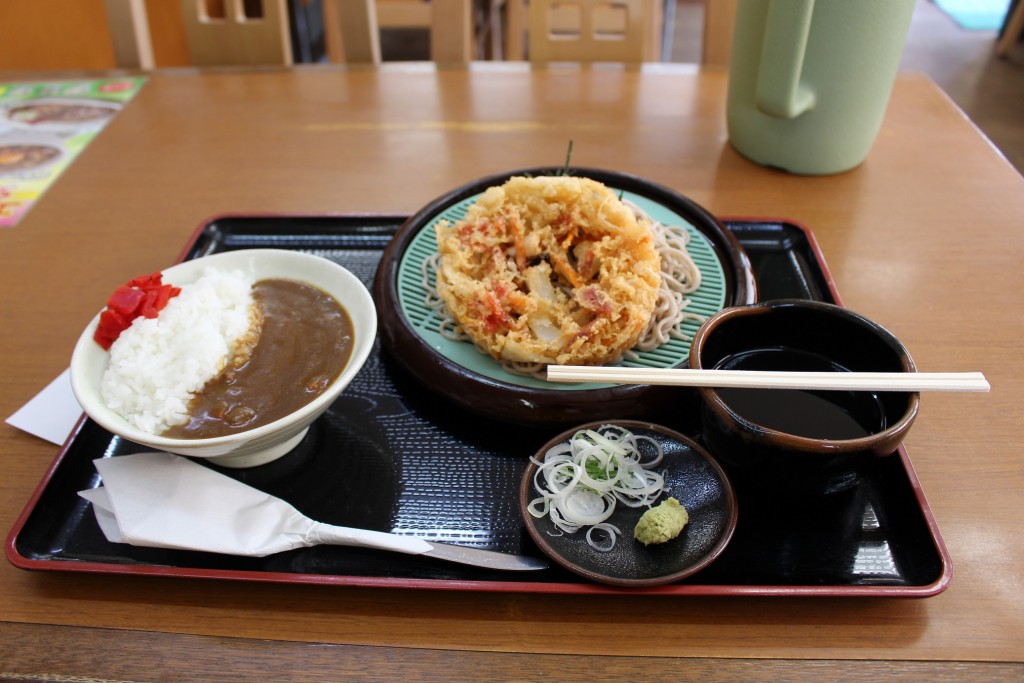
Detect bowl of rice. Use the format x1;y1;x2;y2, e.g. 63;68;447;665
70;249;377;468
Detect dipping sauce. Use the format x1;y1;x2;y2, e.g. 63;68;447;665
162;279;353;439
713;347;886;441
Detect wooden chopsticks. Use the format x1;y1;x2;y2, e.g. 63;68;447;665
545;366;991;393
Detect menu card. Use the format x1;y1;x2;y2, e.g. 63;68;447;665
0;77;146;227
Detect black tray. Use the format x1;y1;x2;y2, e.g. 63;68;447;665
6;215;952;597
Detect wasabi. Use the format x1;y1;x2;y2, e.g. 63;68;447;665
634;497;688;545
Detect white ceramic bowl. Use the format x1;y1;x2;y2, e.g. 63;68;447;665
70;249;377;468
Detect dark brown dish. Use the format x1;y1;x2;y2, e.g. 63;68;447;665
373;167;757;426
519;420;737;587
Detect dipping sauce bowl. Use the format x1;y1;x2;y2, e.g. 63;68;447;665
689;299;919;494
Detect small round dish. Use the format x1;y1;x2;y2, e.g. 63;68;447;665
518;420;738;587
374;166;756;425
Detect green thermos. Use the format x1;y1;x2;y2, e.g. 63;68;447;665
726;0;916;175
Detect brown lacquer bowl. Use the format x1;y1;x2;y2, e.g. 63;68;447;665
690;299;920;494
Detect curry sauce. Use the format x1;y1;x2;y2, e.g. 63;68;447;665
162;278;353;439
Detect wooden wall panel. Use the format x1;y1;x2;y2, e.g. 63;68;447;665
0;0;117;70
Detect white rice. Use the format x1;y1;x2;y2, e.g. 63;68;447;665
100;267;256;434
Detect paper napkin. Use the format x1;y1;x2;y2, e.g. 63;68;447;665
78;452;431;557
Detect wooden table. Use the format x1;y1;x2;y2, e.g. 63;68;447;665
1;64;1022;681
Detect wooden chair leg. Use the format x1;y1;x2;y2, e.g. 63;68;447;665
504;0;526;59
996;0;1024;57
431;0;473;65
104;0;155;69
332;0;382;63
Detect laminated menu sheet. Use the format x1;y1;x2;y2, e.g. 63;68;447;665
0;77;146;227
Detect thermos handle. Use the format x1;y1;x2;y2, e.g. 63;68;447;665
755;0;817;119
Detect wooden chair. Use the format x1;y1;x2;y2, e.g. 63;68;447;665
509;0;741;65
325;0;474;65
178;0;294;66
104;0;294;69
527;0;658;63
104;0;472;68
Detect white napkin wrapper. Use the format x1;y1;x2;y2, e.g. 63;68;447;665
6;369;82;446
79;452;431;557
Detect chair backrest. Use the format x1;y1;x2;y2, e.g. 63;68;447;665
527;0;656;63
326;0;473;65
180;0;294;66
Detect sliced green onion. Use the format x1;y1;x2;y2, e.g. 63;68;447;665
528;424;666;550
